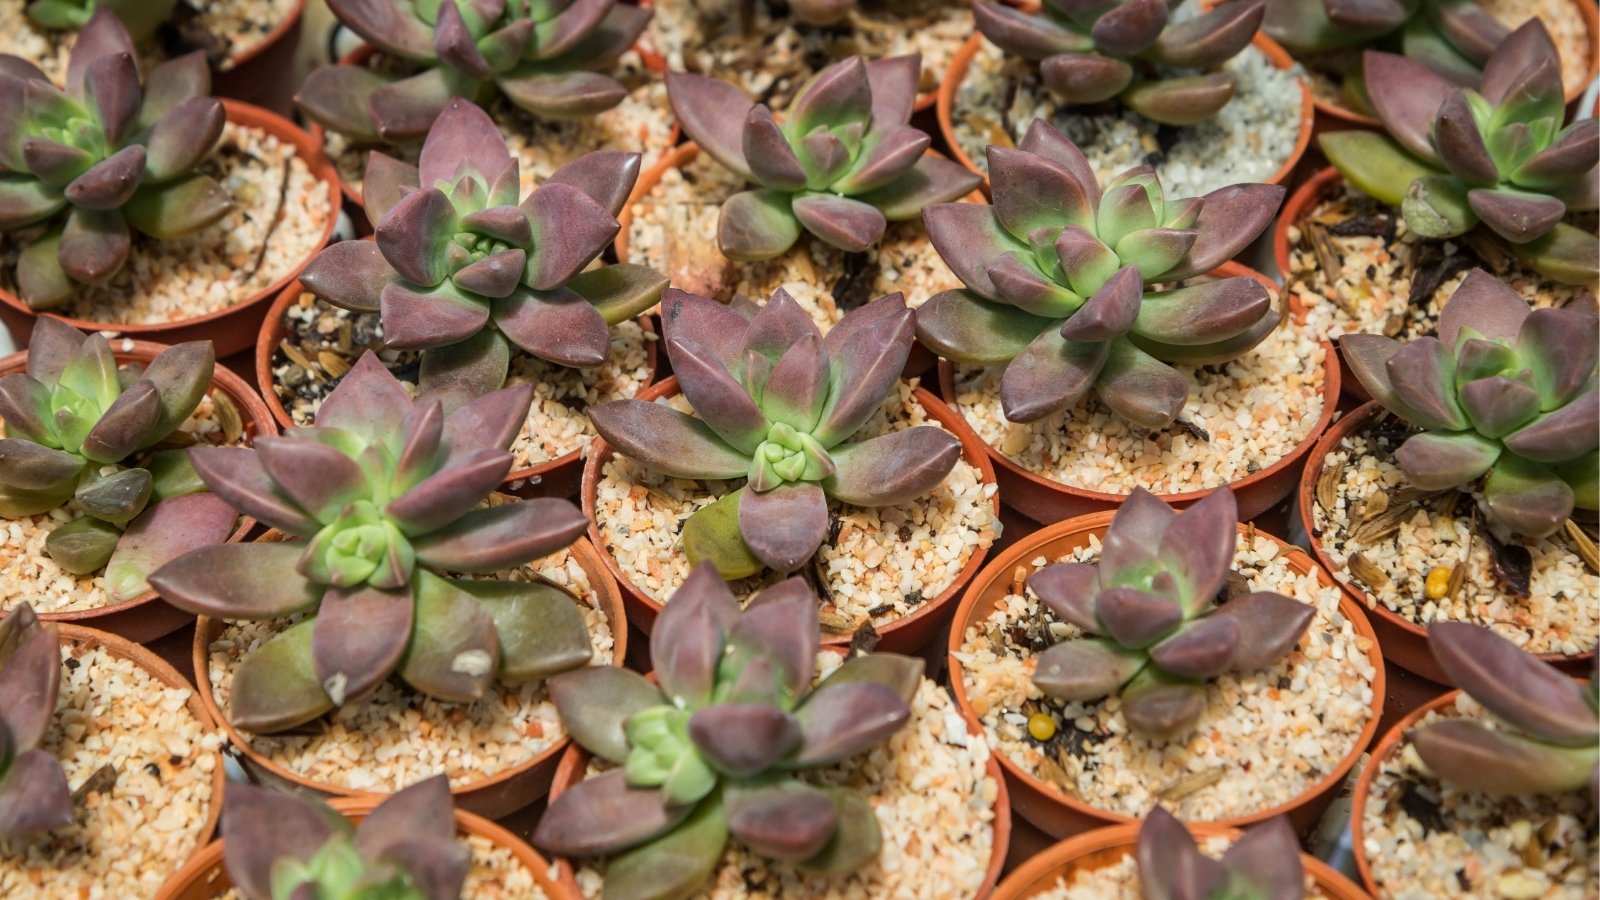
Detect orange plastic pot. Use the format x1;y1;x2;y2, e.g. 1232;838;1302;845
155;793;575;900
947;512;1387;840
991;820;1369;899
580;376;1001;652
936;262;1339;524
0;336;277;643
255;277;659;499
189;535;625;819
937;32;1314;193
0;100;340;360
1297;400;1596;685
210;0;307;116
1346;689;1454;898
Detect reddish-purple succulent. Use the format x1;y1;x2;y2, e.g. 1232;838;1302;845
666;54;981;261
26;0;177;43
0;604;72;841
915;118;1284;429
149;353;594;734
1137;806;1306;899
588;289;960;577
222;776;467;900
297;99;665;398
535;564;924;899
1412;622;1597;796
0;10;232;308
1340;269;1598;539
973;0;1267;124
297;0;651;144
0;318;237;599
1029;488;1314;740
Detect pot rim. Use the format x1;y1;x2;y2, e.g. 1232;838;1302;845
945;511;1388;832
224;0;309;71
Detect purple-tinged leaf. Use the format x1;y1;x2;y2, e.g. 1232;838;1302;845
1033;637;1145;701
63;144;145;211
786;57;871;137
1040;53;1135;105
453;249;527;299
653;561;740;706
220;781;347;900
1479;19;1560;105
255;436;369;523
1121;669;1208;740
1439;268;1533;346
1394;431;1501;490
668;336;768;453
121;173;231;240
914;289;1051;365
1209;591;1314;672
1131;276;1272;347
0;606;58;748
1412;719;1596;795
833;127;929;197
105;493;237;603
23;139;94;188
301;241;394;313
1157;487;1237;609
763;334;829;432
1428;621;1597;746
923;203;1028;302
1504;389;1600;463
58;207;129;287
990;145;1095;238
295;64;387;144
1433;90;1497;186
1362;51;1450;163
1386;337;1467;430
1058;264;1142;342
1468;188;1567;245
689;705;804;776
1512;120;1600;191
726;782;838;861
186;447;318;535
1000;328;1109;423
729;582;818;696
1164;184;1285;280
1460;375;1540;438
228;618;336;733
1150;617;1240;680
1483;454;1574;538
312;584;413;706
815;653;923;705
1136;806;1228;900
791;193;887;253
852;154;983;221
325;0;436;59
1150;0;1264;68
64;9;136;94
718;187;802;262
745;289;822;360
1091;0;1168;55
814;306;916;443
0;176;67;231
363;152;421;226
532;0;612;59
489;285;609;366
386;448;512;535
410;498;585;572
315;354;412;445
498;70;628;120
823;427;960;507
533;769;692;857
984;253;1080;318
548;666;662;764
0;374;52;445
1018;119;1100;207
665;71;755;180
0;748;73;840
396;571;501;703
460;577;592;682
588;399;750;480
1096;586;1183;648
376;187;457;287
143;97;225;183
357;774;459;867
523;181;618;290
973;1;1085;59
739;482;829;574
865;54;919;126
743;105;807;192
792;681;910;766
0;440;83;491
1028;562;1101;632
24;316;83;385
433;0;493;79
1220;816;1304;900
546;150;641;218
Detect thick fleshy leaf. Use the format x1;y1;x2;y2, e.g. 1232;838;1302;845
797;788;881;874
63;144;145;211
548;666;662;764
852;154;983;222
1137;806;1229;900
833;127;929;196
255;436;369;523
598;797;728;900
1124;72;1239;127
742;106;807;193
1116;227;1197;281
1164;184;1286;280
1132;277;1272;347
688;705;803;776
589;400;750;479
523;182;618;290
0;747;73;839
356;776;462;887
652;562;740;707
143;97;225;183
499;69;628;119
301;241;393;313
1504;390;1600;463
1206;591;1314;672
1386;337;1467;430
990;146;1095;238
395;570;501;702
985;253;1081;318
1432;90;1497;186
731;579;819;695
1097;586;1184;648
442;381;535;453
73;467;151;525
491;286;611;368
813;299;915;443
763;334;829;432
0;607;59;748
58;207;130;286
1512;121;1600;191
326;0;437;59
23;138;94;188
717;188;801;262
121;174;232;239
1091;0;1167;54
1394;431;1501;490
459;577;592;681
410;499;586;572
923;203;1028;302
453;249;526;299
1028;562;1101;632
738;482;828;574
1001;327;1109;423
1516;307;1598;410
792;681;910;766
43;516;119;575
823;428;960;507
532;0;612;59
1033;637;1145;701
682;490;766;581
1412;719;1597;795
1218;816;1305;900
725;782;838;861
1363;51;1450;163
294;64;387;143
1094;337;1189;429
363;152;421;226
1478;19;1560;104
138;51;210;127
1150;0;1264;67
914;289;1050;365
15;234;74;310
312;584;413;706
64;8;135;90
1429;621;1597;745
668;337;767;453
0;440;82;491
1149;617;1240;680
186;447;318;535
1510;222;1600;286
666;72;755;179
1121;668;1208;740
385;448;512;535
377;187;458;287
973;1;1086;59
433;0;493;79
791;193;887;253
542;150;640;219
1483;454;1574;538
533;769;693;857
0;176;66;231
1058;264;1141;342
0;374;52;446
815;653;924;705
228;618;336;733
104;493;236;602
1459;375;1540;438
1041;53;1135;105
220;781;347;900
1468;188;1566;245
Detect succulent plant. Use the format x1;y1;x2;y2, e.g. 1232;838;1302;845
665;54;981;261
297;0;651;145
1340;269;1598;539
222;775;468;900
0;10;232;308
1263;0;1510;94
25;0;179;43
1319;21;1600;285
298;99;665;399
915;118;1284;429
0;318;238;598
0;604;72;841
149;352;595;734
1411;621;1598;796
1028;487;1314;741
535;564;925;900
971;0;1266;125
1137;806;1305;900
588;289;960;577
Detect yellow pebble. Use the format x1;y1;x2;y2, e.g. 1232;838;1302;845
1424;566;1452;600
1028;713;1056;741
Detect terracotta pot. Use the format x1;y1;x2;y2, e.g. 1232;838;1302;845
936;262;1340;524
0;337;277;643
990;820;1369;899
936;32;1314;193
580;376;1001;652
0;100;339;360
189;535;626;819
947;512;1387;840
154;794;574;900
1297;400;1596;685
255;277;659;499
209;0;308;116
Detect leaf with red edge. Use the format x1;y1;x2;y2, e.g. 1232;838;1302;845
1033;637;1145;701
409;499;586;572
738;482;829;574
652;562;740;707
823;428;959;507
665;71;755;179
533;769;693;857
790;681;910;766
588;400;750;480
725;781;838;861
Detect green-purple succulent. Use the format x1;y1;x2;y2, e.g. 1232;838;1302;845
298;99;665;398
1320;21;1599;285
915;118;1284;429
535;565;924;900
222;776;468;900
0;10;232;308
26;0;179;43
665;54;981;261
149;352;594;734
297;0;651;145
1340;269;1598;539
973;0;1267;125
1137;806;1306;900
1412;622;1597;796
0;318;237;598
0;604;72;841
588;289;960;578
1029;488;1314;741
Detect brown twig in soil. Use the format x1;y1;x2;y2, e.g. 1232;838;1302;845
241;155;293;285
71;764;118;803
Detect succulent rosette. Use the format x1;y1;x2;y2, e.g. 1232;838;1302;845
1028;488;1314;741
0;604;73;840
1340;269;1598;539
26;0;178;43
915;118;1285;429
588;289;961;577
222;776;468;900
298;99;666;398
665;54;981;261
0;318;238;598
535;564;924;899
1263;0;1510;92
972;0;1267;125
1137;806;1306;899
1319;21;1600;285
1411;622;1598;796
149;352;595;734
0;10;232;308
298;0;652;145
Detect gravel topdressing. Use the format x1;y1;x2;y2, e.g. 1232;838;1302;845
0;640;222;899
955;531;1376;822
594;381;999;637
1031;833;1332;900
270;292;653;473
573;659;1001;899
0;0;298;79
1310;418;1599;658
952;39;1306;196
205;546;614;794
1359;694;1598;899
